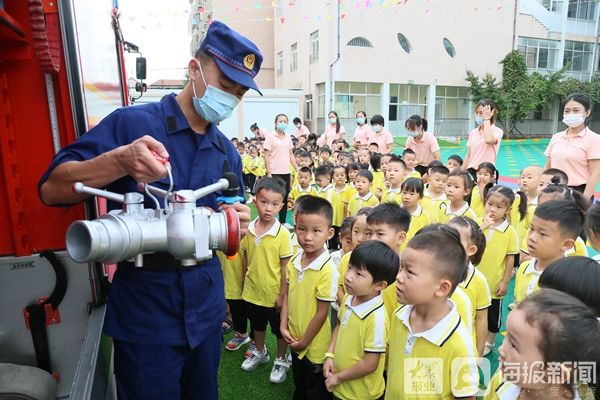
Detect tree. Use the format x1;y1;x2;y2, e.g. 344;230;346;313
466;50;564;138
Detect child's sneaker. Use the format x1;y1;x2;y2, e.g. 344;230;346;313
244;341;257;358
241;348;270;372
286;353;293;365
225;332;251;351
269;357;291;383
508;302;517;310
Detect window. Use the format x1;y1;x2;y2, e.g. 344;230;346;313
567;0;598;20
276;51;283;76
290;42;298;71
305;94;313;121
435;86;470;119
388;84;427;122
347;37;373;47
563;40;594;72
443;38;456;58
539;0;563;12
334;82;381;118
310;30;319;62
317;83;325;118
397;33;412;53
517;37;560;70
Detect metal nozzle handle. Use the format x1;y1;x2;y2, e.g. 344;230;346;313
73;182;125;204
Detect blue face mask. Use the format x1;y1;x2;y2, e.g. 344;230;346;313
329;117;337;125
356;117;365;125
191;61;240;124
277;122;288;132
475;116;485;126
408;130;418;138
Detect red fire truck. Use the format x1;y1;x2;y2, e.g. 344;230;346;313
1;1;143;398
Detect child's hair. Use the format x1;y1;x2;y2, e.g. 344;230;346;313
315;164;332;180
539;257;600;316
484;184;527;221
250;122;259;131
366;202;411;233
476;162;499;184
400;177;424;197
294;195;333;226
517;289;600;392
319;145;332;155
332;164;347;178
402;148;416;157
448;170;474;193
387;155;407;169
368;142;379;150
339;216;355;238
298;150;312;160
447;154;463;166
539;184;590;215
427;159;444;170
254;177;286;198
448;216;486;266
429;165;450;177
356;169;374;183
534;199;584;239
349;240;400;285
293;117;302;125
370;152;381;172
346;162;361;175
542;168;568;186
586;203;600;238
298;166;312;176
405;114;428;131
409;228;468;294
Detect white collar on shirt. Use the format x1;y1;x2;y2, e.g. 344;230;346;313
318;184;334;193
344;294;384;320
409;204;423;217
356;192;374;201
424;188;447;201
248;218;281;239
445;201;470;216
298;185;312;193
388;187;402;194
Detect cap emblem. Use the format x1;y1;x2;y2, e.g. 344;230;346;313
243;54;255;70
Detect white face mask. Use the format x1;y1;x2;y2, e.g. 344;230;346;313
372;124;382;133
563;113;586;128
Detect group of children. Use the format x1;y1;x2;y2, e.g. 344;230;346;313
220;134;600;400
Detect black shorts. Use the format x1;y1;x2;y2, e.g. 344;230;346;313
487;298;502;333
245;301;282;338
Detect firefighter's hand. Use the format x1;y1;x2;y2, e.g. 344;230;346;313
220;202;251;237
116;135;171;183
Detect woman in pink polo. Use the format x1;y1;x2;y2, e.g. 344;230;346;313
463;99;504;176
250;123;270;140
545;93;600;199
405;114;440;176
353;111;373;148
263;113;297;223
318;111;346;147
293;117;310;137
367;114;394;154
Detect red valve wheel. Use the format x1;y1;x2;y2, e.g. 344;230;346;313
223;207;240;256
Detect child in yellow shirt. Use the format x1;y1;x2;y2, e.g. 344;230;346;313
400;177;431;251
346;170;379;216
380;156;406;205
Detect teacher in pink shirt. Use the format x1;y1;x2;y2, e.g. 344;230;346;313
463;99;504;177
544;93;600;199
318;111;346;147
293;117;311;137
263;113;298;223
405;114;440;176
353;111;373;148
250;123;270;140
367;114;394;154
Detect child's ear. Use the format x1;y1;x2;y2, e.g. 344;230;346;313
396;231;407;247
327;227;335;240
435;279;453;298
466;244;478;258
374;280;388;292
560;238;576;253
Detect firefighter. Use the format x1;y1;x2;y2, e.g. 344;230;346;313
39;21;261;400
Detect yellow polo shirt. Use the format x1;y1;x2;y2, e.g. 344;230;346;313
400;204;432;251
404;170;422;181
347;191;379;217
338;251;351;292
385;302;479;399
381;187;403;205
217;251;243;300
331;184;351;227
241;153;251;175
317;183;335;204
459;263;492;313
450;286;474;337
514;258;545;304
289;184;318;205
478;219;519;299
419;189;447;223
470;185;485;219
287;250;338;363
334;294;388;400
483;370;520;400
248;156;266;177
241;219;293;307
438;201;478;224
372;170;386;194
510;196;537;244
